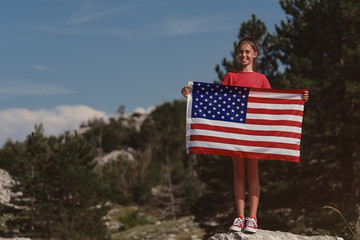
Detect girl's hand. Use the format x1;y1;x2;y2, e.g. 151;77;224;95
181;85;191;98
303;91;309;102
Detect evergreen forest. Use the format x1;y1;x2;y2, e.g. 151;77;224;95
0;0;359;239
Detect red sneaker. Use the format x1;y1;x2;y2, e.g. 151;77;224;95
229;217;245;232
244;217;258;233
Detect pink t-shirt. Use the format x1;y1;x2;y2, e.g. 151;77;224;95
221;71;271;89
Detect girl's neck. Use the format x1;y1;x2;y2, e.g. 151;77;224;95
241;65;254;72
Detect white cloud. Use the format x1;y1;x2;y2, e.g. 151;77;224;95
0;105;109;147
0;81;75;96
161;15;236;36
33;64;53;71
67;4;141;24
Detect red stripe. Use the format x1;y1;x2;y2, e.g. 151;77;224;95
191;123;301;139
190;135;300;150
248;97;305;105
189;147;300;163
250;88;307;94
246;108;304;116
245;119;303;128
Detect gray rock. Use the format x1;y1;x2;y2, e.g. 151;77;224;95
0;238;31;240
209;229;338;240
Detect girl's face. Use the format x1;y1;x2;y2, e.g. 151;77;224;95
237;43;257;69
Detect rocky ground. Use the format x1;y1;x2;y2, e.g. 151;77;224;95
209;229;340;240
104;204;205;240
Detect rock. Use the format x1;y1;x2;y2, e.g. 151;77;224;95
209;230;337;240
0;238;31;240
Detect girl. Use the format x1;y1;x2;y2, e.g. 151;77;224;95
181;36;309;233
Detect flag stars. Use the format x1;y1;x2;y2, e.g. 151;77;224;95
191;82;249;124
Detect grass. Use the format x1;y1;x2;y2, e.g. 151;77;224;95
323;206;359;240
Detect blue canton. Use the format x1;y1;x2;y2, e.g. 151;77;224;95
191;82;249;123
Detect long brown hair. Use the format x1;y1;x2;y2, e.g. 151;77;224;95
236;36;259;71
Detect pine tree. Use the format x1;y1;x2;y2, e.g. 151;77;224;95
2;126;108;239
274;0;360;236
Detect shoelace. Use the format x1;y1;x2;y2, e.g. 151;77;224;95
233;217;244;226
245;218;257;228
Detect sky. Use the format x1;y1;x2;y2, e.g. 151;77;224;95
0;0;287;146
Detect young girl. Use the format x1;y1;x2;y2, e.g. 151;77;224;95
181;36;309;233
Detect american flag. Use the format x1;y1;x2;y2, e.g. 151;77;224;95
186;81;306;163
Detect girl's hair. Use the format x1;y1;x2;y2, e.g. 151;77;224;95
236;36;259;71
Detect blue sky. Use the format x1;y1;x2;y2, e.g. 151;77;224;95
0;0;287;145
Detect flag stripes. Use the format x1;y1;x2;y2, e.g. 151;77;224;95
186;81;306;163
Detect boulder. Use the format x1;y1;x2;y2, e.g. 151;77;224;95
209;230;340;240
